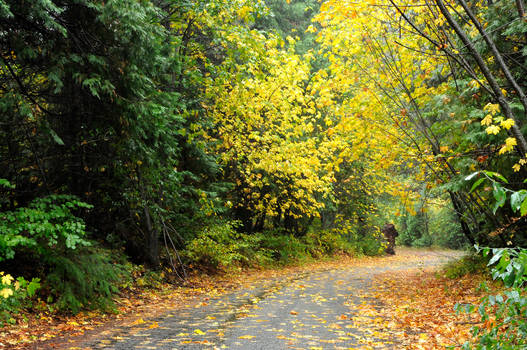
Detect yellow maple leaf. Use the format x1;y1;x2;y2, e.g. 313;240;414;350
486;125;500;135
480;114;493;126
500;118;515;130
483;103;500;115
499;137;517;155
1;274;13;286
505;137;517;147
0;288;13;299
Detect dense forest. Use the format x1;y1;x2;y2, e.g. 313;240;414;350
1;0;527;347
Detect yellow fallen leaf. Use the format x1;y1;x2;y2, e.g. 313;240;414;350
130;318;145;325
148;322;159;329
239;335;256;339
194;329;206;335
290;310;298;315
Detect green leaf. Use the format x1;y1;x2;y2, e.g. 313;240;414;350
48;128;64;146
470;178;485;193
0;178;15;189
488;249;504;266
510;190;527;213
26;278;41;297
492;183;507;214
521;197;527;216
483;171;508;184
0;0;13;18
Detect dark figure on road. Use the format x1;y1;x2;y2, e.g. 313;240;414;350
382;223;398;255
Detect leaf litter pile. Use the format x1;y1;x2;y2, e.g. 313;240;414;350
1;249;498;349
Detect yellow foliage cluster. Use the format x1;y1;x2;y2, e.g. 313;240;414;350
209;35;344;218
0;272;15;299
314;0;438;215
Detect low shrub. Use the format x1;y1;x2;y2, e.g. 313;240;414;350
358;235;384;256
443;253;488;279
0;186;127;315
183;221;272;271
304;229;359;257
0;272;41;326
45;247;126;313
0;194;92;261
455;247;527;349
183;220;384;271
259;232;310;265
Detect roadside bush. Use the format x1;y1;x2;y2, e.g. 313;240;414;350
0;187;126;314
259;232;310;265
45;247;126;313
456;247;527;349
183;221;380;271
304;229;358;257
443;253;488;279
0;194;92;261
358;235;384;256
413;231;433;247
183;221;272;271
0;272;40;326
397;212;427;246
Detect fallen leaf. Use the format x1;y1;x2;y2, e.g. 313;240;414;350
130;318;145;325
239;335;256;339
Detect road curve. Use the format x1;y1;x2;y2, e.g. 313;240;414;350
48;249;463;350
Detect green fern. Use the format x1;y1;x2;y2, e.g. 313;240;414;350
46;248;124;313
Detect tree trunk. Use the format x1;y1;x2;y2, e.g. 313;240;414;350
448;191;476;245
435;0;527;156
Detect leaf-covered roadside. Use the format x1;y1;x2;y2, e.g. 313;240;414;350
364;264;505;349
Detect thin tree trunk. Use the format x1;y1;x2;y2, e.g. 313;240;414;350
457;0;527;119
515;0;527;44
435;0;527;156
449;191;476;245
136;168;160;267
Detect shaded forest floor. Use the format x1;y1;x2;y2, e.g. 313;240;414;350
1;248;496;349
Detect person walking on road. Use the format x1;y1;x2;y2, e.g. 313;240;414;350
382;223;398;255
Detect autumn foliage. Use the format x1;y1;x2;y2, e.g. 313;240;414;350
1;0;527;347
